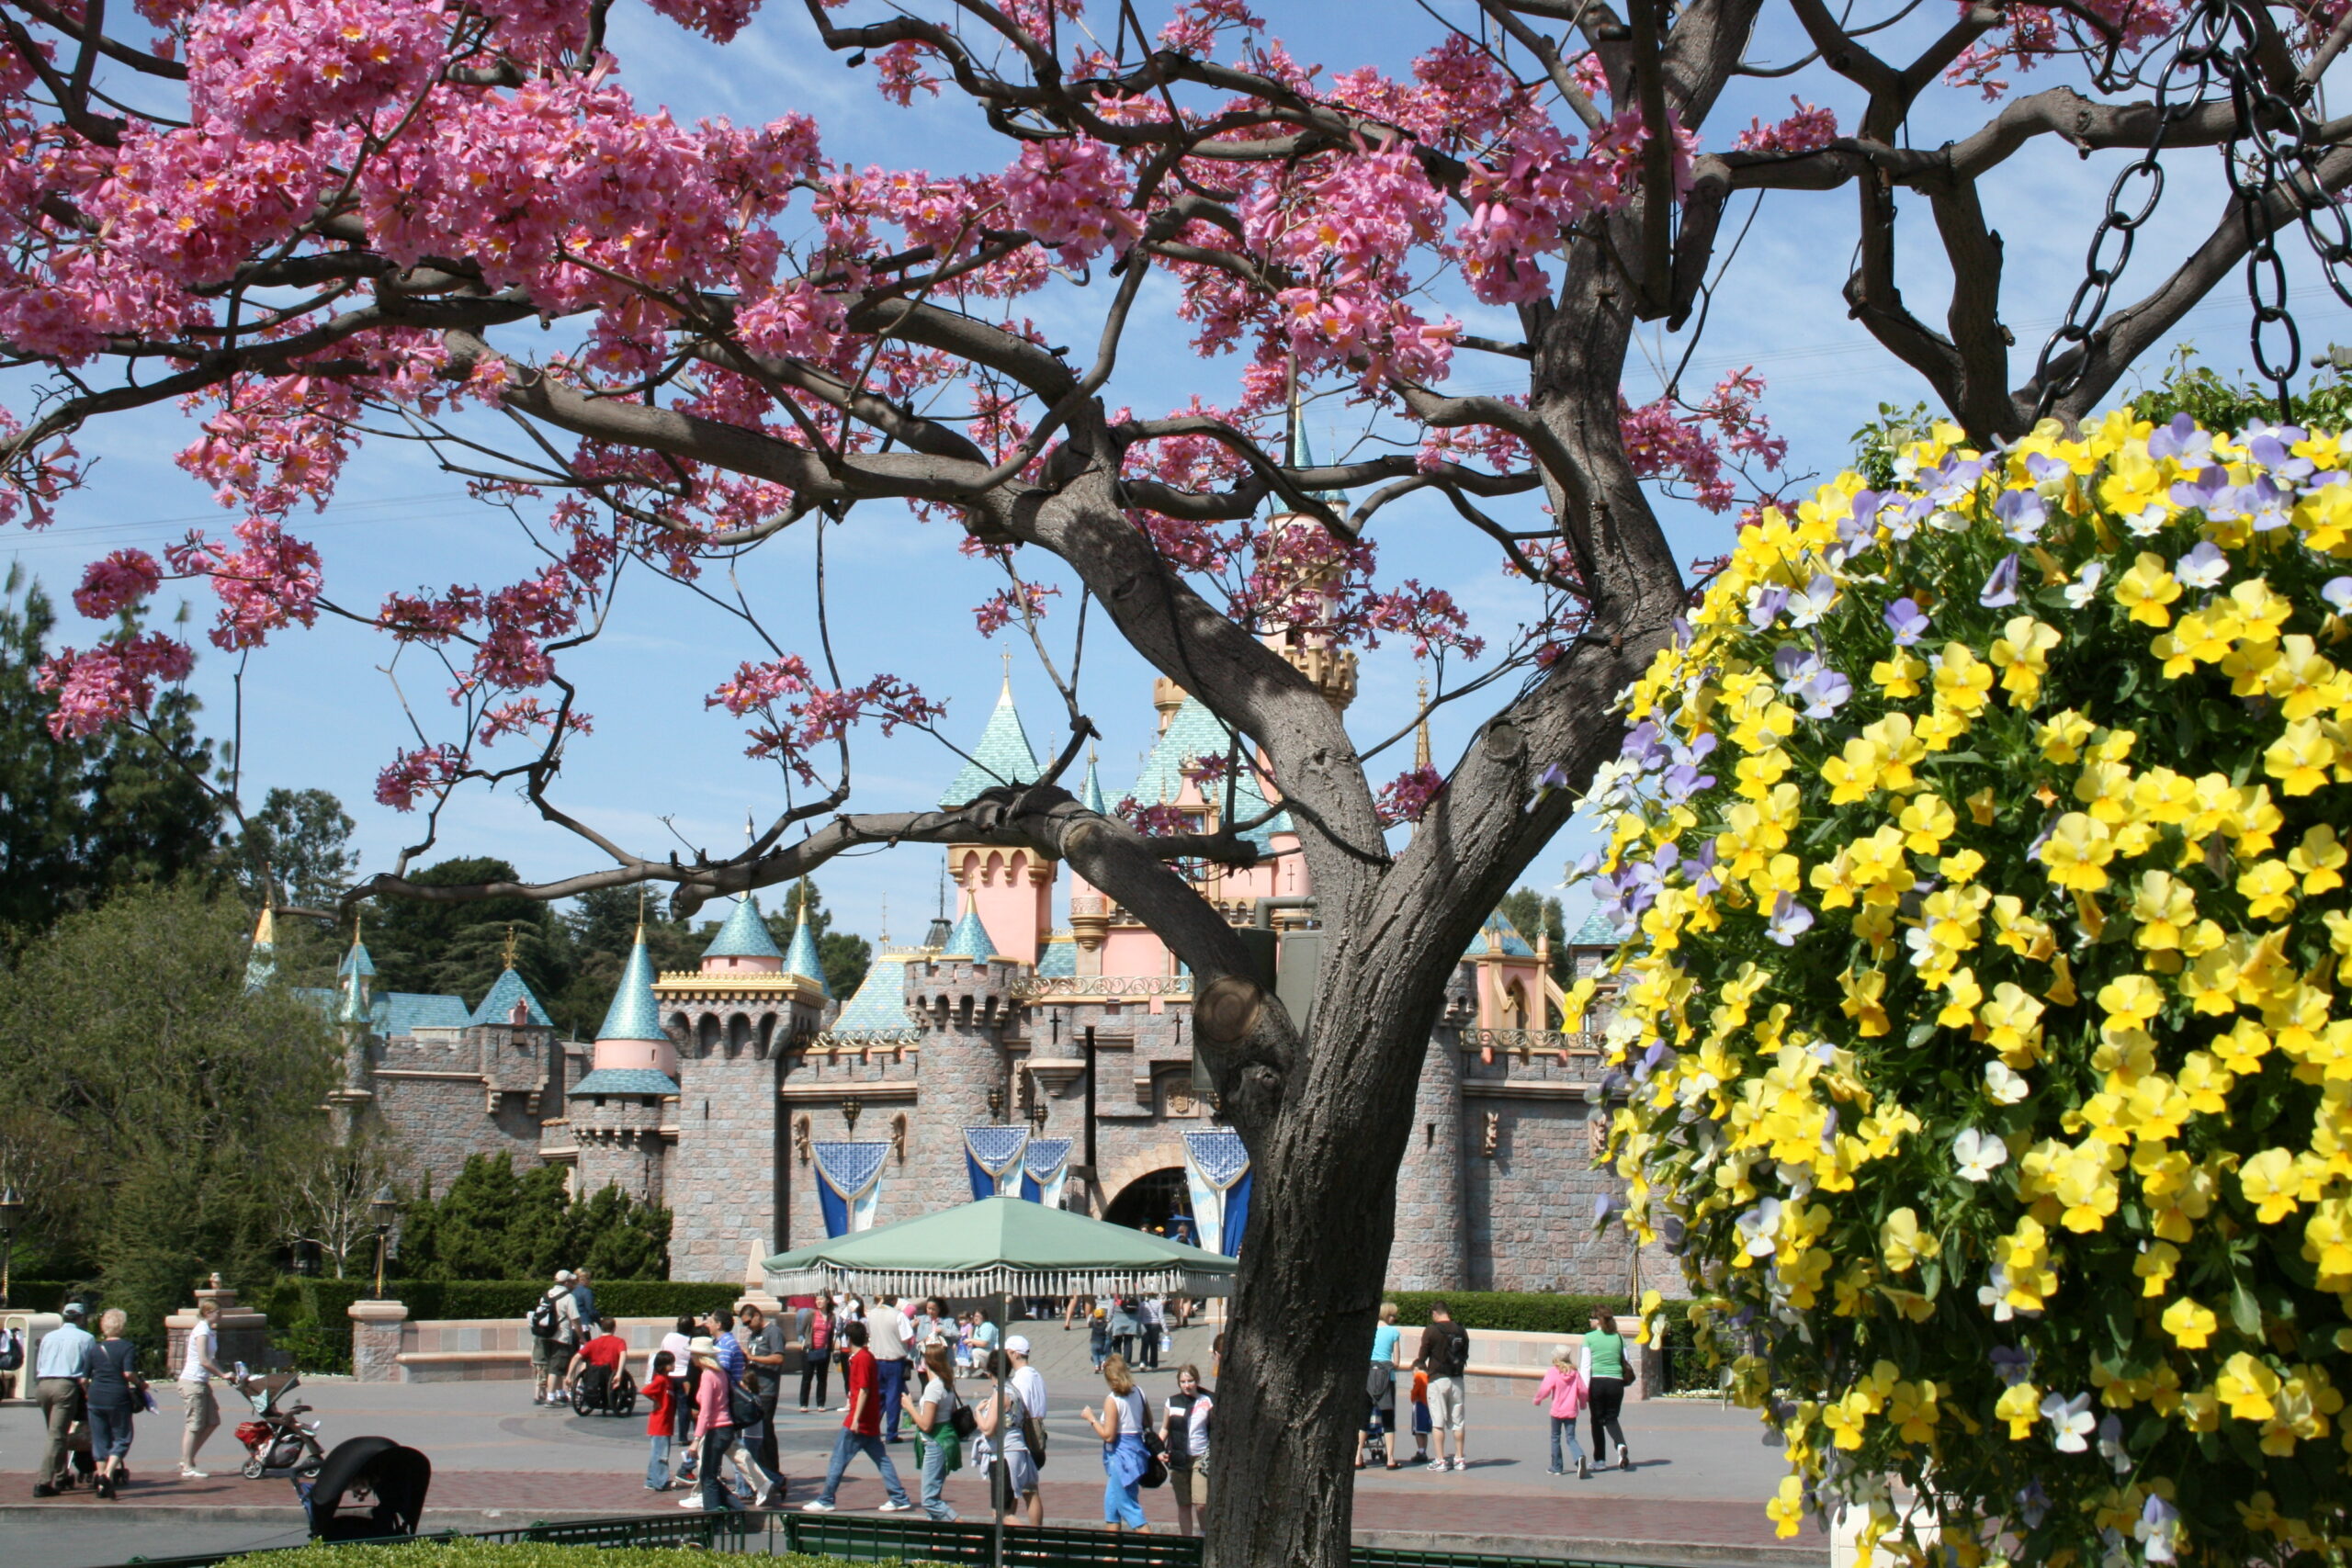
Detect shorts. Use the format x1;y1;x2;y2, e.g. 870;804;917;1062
531;1337;562;1371
1426;1376;1465;1434
1411;1401;1431;1436
1170;1455;1208;1507
990;1444;1040;1505
181;1379;218;1433
1364;1395;1396;1434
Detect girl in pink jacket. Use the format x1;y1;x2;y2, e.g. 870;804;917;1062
1532;1348;1591;1478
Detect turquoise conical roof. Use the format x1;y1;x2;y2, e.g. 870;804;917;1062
704;895;783;961
941;907;998;960
468;966;553;1028
338;940;376;978
596;930;668;1043
336;964;371;1028
244;907;277;995
783;913;829;998
1080;751;1108;815
1129;694;1290;850
939;674;1043;808
823;953;922;1043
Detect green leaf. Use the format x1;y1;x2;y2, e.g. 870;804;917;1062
2229;1280;2263;1338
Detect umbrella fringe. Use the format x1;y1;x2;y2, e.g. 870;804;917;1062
763;1267;1232;1298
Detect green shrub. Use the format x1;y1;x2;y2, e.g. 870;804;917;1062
0;1280;78;1313
220;1546;877;1568
1385;1291;1633;1336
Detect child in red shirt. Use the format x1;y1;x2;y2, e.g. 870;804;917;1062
644;1350;680;1489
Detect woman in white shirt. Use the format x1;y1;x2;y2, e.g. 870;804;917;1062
901;1341;961;1522
1162;1364;1213;1535
177;1299;229;1479
1083;1355;1151;1533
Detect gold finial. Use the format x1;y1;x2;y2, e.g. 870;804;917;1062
503;922;518;970
879;893;890;947
1001;649;1013;697
1414;676;1432;773
349;908;364;952
635;884;647;942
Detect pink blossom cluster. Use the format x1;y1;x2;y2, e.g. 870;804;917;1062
1327;34;1526;152
706;657;945;782
735;278;847;362
1001;138;1139;266
641;0;759;44
1618;368;1786;513
873;41;942;107
375;742;464;809
973;581;1058;637
187;0;445;140
1735;96;1839;154
1944;0;2180;97
1114;795;1194;838
37;631;197;739
1374;763;1446;826
73;548;164;619
1454;107;1690;306
168;515;326;650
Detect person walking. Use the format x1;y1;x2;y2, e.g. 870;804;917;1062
832;1296;863;1410
532;1273;583;1406
1086;1305;1109;1372
85;1308;146;1500
1004;1335;1049;1518
1412;1300;1472;1472
1533;1346;1592;1477
686;1337;740;1514
865;1294;911;1442
1357;1300;1403;1470
975;1348;1039;1529
1083;1354;1151;1534
1137;1295;1163;1371
660;1315;697;1485
177;1296;231;1480
644;1349;681;1491
32;1301;95;1496
695;1308;779;1508
1581;1306;1634;1471
800;1321;912;1513
739;1303;787;1482
902;1340;962;1522
1107;1297;1138;1366
797;1292;834;1412
571;1269;597;1326
1162;1363;1213;1537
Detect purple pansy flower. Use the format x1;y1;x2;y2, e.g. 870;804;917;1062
1766;894;1815;945
1883;597;1930;647
2324;577;2352;616
1979;552;2021;608
1993;487;2046;542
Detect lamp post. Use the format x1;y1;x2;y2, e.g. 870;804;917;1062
368;1186;399;1300
0;1187;22;1310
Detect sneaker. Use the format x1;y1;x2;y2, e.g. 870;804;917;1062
678;1495;705;1510
877;1499;911;1512
1424;1457;1449;1471
1453;1458;1469;1472
1547;1466;1564;1476
179;1469;209;1481
754;1488;783;1509
800;1500;836;1513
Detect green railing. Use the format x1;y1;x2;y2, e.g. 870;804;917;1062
118;1509;1733;1568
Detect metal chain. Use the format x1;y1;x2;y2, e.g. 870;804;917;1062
2035;0;2352;423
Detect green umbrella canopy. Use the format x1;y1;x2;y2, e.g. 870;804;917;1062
763;1195;1237;1299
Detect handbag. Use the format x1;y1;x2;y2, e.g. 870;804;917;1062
1138;1427;1169;1490
727;1377;762;1430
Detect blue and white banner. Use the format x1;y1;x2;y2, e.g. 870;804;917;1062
811;1140;889;1237
1182;1129;1251;1258
963;1125;1029;1200
1019;1136;1073;1208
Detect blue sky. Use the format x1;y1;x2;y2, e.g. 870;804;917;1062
6;0;2343;949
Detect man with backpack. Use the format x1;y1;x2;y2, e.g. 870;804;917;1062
531;1271;584;1406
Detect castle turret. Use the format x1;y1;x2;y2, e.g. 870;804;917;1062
781;890;830;998
328;924;376;1143
1391;962;1472;1290
244;906;277;993
905;935;1023;1208
939;666;1054;965
585;927;678;1080
568;926;678;1207
702;895;784;976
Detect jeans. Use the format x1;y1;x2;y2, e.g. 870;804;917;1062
88;1404;135;1462
753;1389;780;1477
1548;1416;1588;1472
816;1427;910;1508
646;1434;673;1488
699;1428;736;1512
1589;1376;1627;1462
876;1358;909;1440
799;1355;831;1409
918;1432;958;1521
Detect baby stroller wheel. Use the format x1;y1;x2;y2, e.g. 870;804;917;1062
243;1456;267;1480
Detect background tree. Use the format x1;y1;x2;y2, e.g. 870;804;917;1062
5;1;2349;1560
277;1130;406;1280
367;856;567;999
1496;886;1569;990
392;1153;668;1280
0;884;339;1342
232;786;359;914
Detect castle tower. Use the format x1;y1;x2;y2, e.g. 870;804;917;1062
938;666;1054;965
659;900;825;1278
328;924;376;1144
905;916;1022;1209
781;888;830;998
1259;416;1359;716
244;906;277;993
1391;962;1472;1290
567;926;678;1207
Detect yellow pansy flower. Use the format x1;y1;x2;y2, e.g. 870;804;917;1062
1871;649;1928;698
1990;616;2061;707
2218;1354;2281;1423
1995;1381;2042;1439
2097;973;2164;1028
2037;708;2096;764
2040;812;2117;891
2236;859;2297;921
1897;794;1956;855
1766;1475;1806;1539
1931;643;1994;716
1880;1207;1938;1273
2129;870;2199;952
2241;1147;2305;1223
2114;552;2182;626
2162;1296;2218;1348
1859;713;1925;791
2132;1240;2180;1297
1981;983;2046;1065
2262;718;2335;796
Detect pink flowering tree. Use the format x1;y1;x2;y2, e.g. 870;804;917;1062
6;0;2351;1558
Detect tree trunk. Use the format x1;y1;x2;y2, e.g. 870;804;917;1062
1201;946;1465;1567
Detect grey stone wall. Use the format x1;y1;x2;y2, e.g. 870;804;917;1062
1393;1032;1469;1290
372;1075;548;1195
907;956;1018;1215
1464;1094;1635;1293
669;1036;784;1283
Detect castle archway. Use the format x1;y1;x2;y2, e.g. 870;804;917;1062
1103;1166;1197;1245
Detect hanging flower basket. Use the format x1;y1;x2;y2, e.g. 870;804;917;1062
1585;412;2352;1566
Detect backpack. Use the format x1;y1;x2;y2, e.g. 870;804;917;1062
528;1296;560;1339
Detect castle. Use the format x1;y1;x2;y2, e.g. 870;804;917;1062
298;497;1655;1296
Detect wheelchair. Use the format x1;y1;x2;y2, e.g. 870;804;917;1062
569;1360;639;1417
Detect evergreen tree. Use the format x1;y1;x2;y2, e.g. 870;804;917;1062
0;570;96;937
231;786;357;911
392;1152;668;1279
1496;886;1568;990
368;855;563;1005
80;676;225;894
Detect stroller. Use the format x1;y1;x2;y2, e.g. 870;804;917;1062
569;1359;639;1417
232;1365;329;1480
300;1436;432;1540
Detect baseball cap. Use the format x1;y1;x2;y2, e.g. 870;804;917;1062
62;1302;87;1319
1004;1335;1030;1355
554;1269;575;1283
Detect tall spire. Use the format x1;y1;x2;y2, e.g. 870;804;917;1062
938;665;1044;808
596;926;667;1043
1080;745;1108;816
244;906;277;994
1415;677;1432;772
782;880;830;997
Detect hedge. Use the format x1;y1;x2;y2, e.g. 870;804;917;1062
1;1280;79;1313
220;1546;867;1568
1385;1291;1634;1335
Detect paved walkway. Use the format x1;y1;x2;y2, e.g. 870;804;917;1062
3;1323;1810;1568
